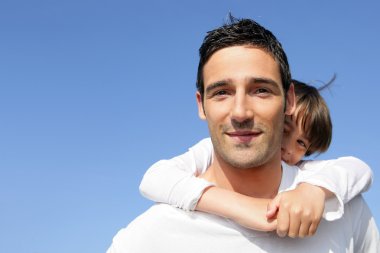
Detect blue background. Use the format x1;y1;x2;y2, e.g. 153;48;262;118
1;1;379;252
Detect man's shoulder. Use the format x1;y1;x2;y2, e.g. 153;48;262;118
339;195;379;252
344;195;377;228
343;195;372;219
110;204;208;240
123;203;229;232
123;204;181;231
107;204;233;253
108;204;179;252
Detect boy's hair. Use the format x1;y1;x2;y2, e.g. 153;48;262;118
292;78;334;156
196;14;291;101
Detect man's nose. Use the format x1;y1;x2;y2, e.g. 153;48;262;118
230;93;253;122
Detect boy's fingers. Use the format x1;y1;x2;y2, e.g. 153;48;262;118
308;217;321;236
287;208;302;238
266;195;281;219
298;218;312;238
276;207;289;237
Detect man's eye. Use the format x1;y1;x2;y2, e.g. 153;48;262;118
253;88;272;97
213;90;229;96
256;88;269;93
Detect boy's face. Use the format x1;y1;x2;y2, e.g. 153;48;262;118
281;112;310;165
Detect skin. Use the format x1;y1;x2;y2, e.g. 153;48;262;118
196;45;295;198
281;112;310;165
197;106;330;237
268;183;326;237
195;45;327;238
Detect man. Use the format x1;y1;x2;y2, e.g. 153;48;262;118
107;17;379;252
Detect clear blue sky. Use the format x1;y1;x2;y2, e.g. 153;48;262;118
1;1;379;252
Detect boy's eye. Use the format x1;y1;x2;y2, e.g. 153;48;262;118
297;139;307;149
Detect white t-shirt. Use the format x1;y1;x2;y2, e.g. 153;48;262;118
108;164;379;253
139;138;373;220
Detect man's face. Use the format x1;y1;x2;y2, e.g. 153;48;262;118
197;46;294;169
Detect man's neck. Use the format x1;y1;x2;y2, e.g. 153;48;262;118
201;152;283;199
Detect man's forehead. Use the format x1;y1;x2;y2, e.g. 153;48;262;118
202;46;283;91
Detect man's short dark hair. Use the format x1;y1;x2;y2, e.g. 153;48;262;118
196;15;291;101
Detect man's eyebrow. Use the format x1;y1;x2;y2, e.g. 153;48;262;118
248;77;280;88
205;80;230;94
205;77;281;94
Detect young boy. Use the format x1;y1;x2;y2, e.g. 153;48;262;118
139;80;373;237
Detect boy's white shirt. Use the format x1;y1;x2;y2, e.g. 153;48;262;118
139;138;373;221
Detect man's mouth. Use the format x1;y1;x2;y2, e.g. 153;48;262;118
226;130;262;143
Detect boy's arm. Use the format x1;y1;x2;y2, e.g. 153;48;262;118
195;157;367;236
196;186;277;231
295;156;373;220
139;138;214;211
140;138;334;235
141;139;372;236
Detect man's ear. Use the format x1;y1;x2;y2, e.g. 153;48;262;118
196;92;207;120
285;83;296;116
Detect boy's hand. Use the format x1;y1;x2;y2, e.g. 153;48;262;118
267;183;328;238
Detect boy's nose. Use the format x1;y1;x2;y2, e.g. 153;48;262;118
281;147;292;163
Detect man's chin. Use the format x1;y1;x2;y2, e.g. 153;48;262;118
222;151;266;169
